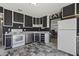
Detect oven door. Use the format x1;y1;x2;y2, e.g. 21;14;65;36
12;34;25;47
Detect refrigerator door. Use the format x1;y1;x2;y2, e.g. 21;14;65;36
58;18;76;30
58;29;76;55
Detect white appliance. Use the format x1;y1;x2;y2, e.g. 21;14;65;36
11;29;25;48
58;18;77;55
12;34;25;48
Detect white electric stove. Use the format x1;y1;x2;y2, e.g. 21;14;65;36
11;29;25;48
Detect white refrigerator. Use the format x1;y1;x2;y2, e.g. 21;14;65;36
58;18;77;55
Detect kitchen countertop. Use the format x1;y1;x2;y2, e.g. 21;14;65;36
23;31;49;33
5;31;49;35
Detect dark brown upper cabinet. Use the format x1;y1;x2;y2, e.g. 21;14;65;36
37;18;39;24
62;3;79;19
14;12;24;23
33;18;42;25
43;16;47;27
76;3;79;14
33;17;35;24
25;15;32;27
4;9;12;26
77;18;79;34
0;7;3;13
62;3;75;19
40;18;42;24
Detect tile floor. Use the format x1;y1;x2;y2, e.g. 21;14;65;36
0;42;71;56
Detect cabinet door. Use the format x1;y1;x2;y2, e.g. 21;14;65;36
25;15;32;27
18;13;24;22
4;9;12;26
31;33;34;42
14;12;18;22
28;33;33;43
6;35;12;48
37;18;39;24
14;12;23;23
62;3;75;18
0;7;3;13
35;33;39;42
43;16;47;27
29;16;32;27
41;33;45;43
77;18;79;35
76;37;79;55
25;33;34;43
40;18;42;24
33;18;35;24
6;38;12;48
13;23;23;28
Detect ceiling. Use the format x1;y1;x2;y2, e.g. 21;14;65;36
0;3;71;17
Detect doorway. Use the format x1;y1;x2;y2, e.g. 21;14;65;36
50;18;61;48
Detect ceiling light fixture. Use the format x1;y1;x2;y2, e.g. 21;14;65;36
31;2;37;5
18;9;23;12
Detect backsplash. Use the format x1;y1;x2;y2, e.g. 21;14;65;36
3;26;50;34
3;27;12;34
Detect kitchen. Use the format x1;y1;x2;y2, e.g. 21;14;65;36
0;3;79;56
